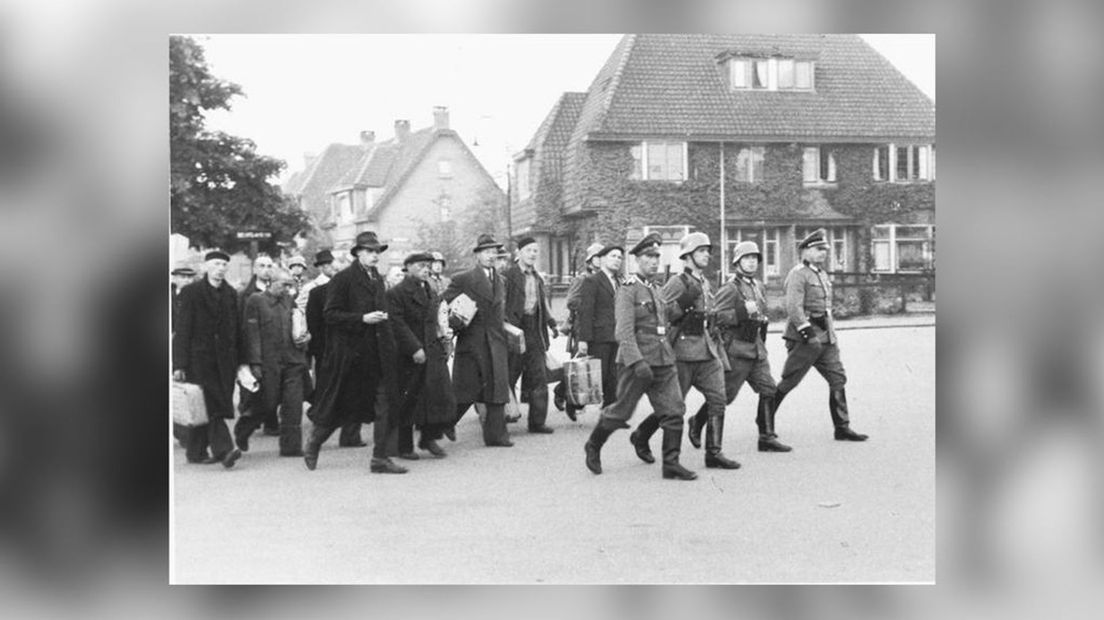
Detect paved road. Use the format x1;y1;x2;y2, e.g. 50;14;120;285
172;325;934;584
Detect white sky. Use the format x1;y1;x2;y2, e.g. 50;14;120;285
198;34;934;188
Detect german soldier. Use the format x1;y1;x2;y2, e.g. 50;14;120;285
775;228;869;443
583;233;697;481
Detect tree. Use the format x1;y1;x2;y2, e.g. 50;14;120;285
170;36;310;252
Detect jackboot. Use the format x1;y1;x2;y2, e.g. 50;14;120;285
687;404;706;449
829;388;869;441
757;395;792;452
703;416;741;469
660;425;697;481
584;424;615;475
629;413;661;464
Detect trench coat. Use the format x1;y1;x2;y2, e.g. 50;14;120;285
172;278;239;419
387;275;456;427
308;262;398;428
442;265;510;405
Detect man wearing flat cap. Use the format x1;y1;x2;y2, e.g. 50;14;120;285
574;243;625;412
305;231;408;473
504;236;559;434
583;233;697;481
440;233;514;447
387;252;456;459
631;232;741;470
172;250;243;469
774;228;869;444
553;241;606;418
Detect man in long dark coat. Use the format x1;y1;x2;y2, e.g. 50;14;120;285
388;252;455;459
503;236;558;434
238;253;278;435
441;234;513;447
304;231;407;474
172;250;243;468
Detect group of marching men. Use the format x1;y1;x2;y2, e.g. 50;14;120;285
171;225;868;478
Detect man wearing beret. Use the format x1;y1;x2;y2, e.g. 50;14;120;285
775;228;869;443
583;233;697;481
552;241;604;419
630;232;741;470
305;231;408;473
388;252;455;459
441;234;514;447
504;236;559;434
172;250;243;468
574;243;625;412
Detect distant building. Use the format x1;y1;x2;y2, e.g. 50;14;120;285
513;34;935;281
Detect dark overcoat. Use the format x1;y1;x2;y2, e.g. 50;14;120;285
172;278;239;419
442;266;510;405
575;271;618;344
305;282;328;361
242;291;308;413
387;275;456;426
308;262;398;428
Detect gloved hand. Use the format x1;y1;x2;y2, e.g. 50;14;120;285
799;325;817;342
631;360;653;382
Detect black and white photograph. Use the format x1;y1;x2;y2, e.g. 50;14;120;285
169;33;935;584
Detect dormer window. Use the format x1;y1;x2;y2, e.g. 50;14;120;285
727;55;814;91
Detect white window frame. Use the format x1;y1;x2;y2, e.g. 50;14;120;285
874;143;935;183
871;224;935;273
437;159;453;179
729;57;814;92
338;193;352;224
630;141;688;182
515;158;530;199
730;226;781;277
734;145;765;183
803;146;837;185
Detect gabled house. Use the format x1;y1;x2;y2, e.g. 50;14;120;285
513;34;935;281
285;107;504;267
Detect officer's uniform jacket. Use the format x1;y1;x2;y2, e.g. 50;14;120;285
715;274;770;360
614;275;676;368
782;262;837;345
661;269;726;365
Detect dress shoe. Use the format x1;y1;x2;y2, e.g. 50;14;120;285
370;457;409;474
528;424;554;434
443;426;457;442
834;427;869;441
584;441;602;474
398;451;421;461
554;393;566;411
662;463;698;480
221;448;242;469
485;439;515;447
758;436;793;452
629;430;655;464
234;431;250;453
418;438;447;458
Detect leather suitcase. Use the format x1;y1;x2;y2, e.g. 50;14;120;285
172;381;209;427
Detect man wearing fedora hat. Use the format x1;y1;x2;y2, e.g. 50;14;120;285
172;250;243;469
583;233;697;481
774;228;869;443
504;236;559;434
440;233;514;447
690;240;791;453
629;232;742;471
305;231;409;473
575;243;625;412
552;241;606;418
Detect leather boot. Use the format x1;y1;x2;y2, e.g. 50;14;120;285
704;416;741;469
629;413;661;463
830;388;869;441
687;404;706;449
584;425;615;474
757;395;792;452
661;425;697;481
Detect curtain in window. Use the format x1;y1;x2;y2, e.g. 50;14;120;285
752;60;768;88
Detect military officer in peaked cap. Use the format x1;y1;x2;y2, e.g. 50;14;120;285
583;233;697;481
774;228;869;444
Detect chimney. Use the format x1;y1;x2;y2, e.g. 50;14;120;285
359;130;375;145
394;119;410;141
432;106;449;131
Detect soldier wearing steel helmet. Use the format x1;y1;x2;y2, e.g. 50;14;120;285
688;240;792;453
629;231;742;470
775;228;869;443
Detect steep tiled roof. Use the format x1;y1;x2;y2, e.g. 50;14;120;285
579;34;934;141
284;143;368;226
515;92;587;233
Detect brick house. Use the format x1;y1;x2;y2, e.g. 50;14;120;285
284;107;504;269
512;34;935;283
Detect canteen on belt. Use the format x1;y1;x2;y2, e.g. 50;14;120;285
564;355;603;407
